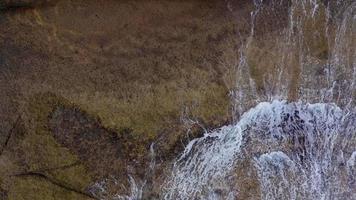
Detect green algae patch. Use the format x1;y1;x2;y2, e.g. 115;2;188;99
46;164;92;191
20;133;78;171
70;82;230;141
5;92;94;199
8;176;92;200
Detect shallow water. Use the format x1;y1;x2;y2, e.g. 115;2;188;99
161;1;356;199
91;1;355;199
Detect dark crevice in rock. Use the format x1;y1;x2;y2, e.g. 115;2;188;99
0;116;21;157
11;172;98;200
27;161;81;174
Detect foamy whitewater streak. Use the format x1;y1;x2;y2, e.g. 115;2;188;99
84;1;356;199
162;100;355;199
84;3;355;200
161;1;355;199
254;104;355;200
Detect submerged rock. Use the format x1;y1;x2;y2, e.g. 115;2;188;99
49;106;123;179
0;0;58;9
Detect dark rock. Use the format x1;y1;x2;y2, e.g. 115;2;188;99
0;0;59;10
0;188;7;200
48;106;123;179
